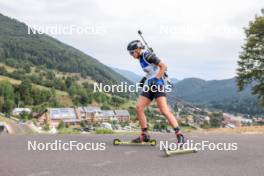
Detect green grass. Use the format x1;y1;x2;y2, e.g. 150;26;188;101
119;101;136;109
0;75;68;95
0;74;73;106
112;131;141;135
0;75;21;84
94;128;114;134
0;63;16;72
0;115;10;124
58;128;81;134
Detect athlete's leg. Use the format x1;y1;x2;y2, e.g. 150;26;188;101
156;96;178;127
135;95;152;129
156;96;185;144
132;96;152;142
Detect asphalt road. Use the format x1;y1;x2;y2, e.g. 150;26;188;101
0;133;263;176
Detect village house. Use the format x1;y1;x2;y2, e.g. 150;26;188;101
38;108;81;127
12;108;31;116
253;117;264;124
98;110;116;123
180;115;195;124
114;110;130;122
102;110;117;122
223;113;253;127
76;106;130;123
37;105;131;127
76;106;102;123
192;115;210;125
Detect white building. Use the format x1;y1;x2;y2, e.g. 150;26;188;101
38;108;80;127
12;108;31;116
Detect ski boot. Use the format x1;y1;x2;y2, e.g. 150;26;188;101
175;131;186;149
131;132;150;143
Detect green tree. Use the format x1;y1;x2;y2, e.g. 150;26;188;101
57;121;65;129
0;96;4;112
101;103;111;110
0;81;15;113
0;81;15;100
19;111;30;121
24;65;31;73
0;48;5;58
153;119;168;132
2;98;15;113
65;76;74;88
237;10;264;106
18;79;33;105
0;66;7;75
46;70;55;80
209;112;223;128
68;83;80;96
43;123;50;131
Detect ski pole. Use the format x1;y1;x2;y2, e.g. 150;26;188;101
137;30;153;52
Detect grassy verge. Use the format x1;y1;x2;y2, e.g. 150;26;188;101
58;128;81;134
0;115;12;124
94;128;114;134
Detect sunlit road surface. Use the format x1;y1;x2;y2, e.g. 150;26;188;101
0;133;263;176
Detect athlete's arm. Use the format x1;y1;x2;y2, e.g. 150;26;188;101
156;61;167;79
139;76;147;87
144;52;167;79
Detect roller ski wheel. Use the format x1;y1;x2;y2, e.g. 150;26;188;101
150;139;157;146
113;139;121;145
112;139;157;146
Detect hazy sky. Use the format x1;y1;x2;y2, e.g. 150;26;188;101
0;0;263;80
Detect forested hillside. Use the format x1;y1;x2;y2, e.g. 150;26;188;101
0;13;135;114
170;78;264;115
0;13;131;85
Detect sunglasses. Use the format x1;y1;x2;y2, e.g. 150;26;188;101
129;50;136;55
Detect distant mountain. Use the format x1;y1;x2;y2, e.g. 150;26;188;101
170;78;264;115
170;78;179;84
112;67;142;83
0;13;131;85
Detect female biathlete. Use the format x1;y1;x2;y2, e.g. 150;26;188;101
127;40;185;144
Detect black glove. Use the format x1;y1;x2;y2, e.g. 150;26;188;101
139;77;147;88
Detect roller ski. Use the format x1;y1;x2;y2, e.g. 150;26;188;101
164;132;197;156
164;147;197;156
113;133;157;146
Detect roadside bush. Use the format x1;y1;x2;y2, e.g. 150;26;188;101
57;121;65;129
58;128;80;134
80;121;86;128
95;128;114;134
43;123;50;131
31;118;37;126
19;111;33;122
